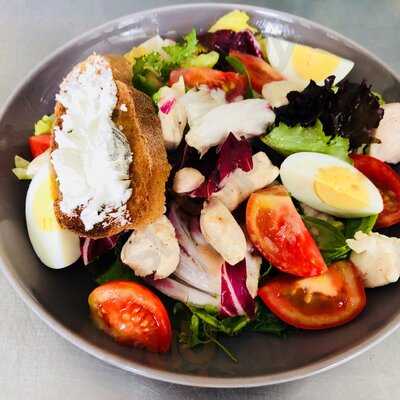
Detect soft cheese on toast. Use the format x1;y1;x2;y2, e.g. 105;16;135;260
51;54;170;238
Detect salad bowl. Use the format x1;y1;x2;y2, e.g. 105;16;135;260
1;2;400;388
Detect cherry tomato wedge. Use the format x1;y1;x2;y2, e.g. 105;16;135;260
169;67;247;100
246;185;327;277
351;154;400;228
88;280;172;353
229;50;284;93
258;261;366;330
29;134;52;158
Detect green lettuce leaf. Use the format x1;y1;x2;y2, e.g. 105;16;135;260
303;216;350;264
343;214;377;239
183;51;219;68
95;258;136;285
262;120;350;162
34;114;54;136
133;29;199;95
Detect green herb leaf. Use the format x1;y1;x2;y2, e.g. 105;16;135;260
247;300;288;336
303;216;350;264
133;29;199;95
343;214;377;239
95;259;137;285
262;120;350;162
225;55;255;98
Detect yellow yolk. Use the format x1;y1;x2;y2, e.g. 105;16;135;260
314;166;369;210
292;45;340;82
33;175;60;232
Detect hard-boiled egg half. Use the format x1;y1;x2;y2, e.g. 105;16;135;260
266;37;354;85
26;163;80;269
280;152;383;218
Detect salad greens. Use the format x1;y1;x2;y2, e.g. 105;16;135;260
274;77;384;151
133;29;198;95
34;114;54;135
303;214;377;264
262;120;350;162
175;300;288;362
183;51;219;68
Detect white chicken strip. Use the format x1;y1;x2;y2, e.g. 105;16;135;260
245;245;262;298
262;80;308;108
200;198;247;265
212;152;280;211
185;99;276;155
158;77;187;149
173;167;205;194
370;103;400;164
346;231;400;288
180;86;226;127
121;215;180;279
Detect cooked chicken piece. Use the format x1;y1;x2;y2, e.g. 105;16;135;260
212;152;279;211
158;76;187;149
200;198;247;265
346;231;400;288
262;80;308;107
185;99;275;155
370;103;400;164
173;167;205;194
121;215;180;279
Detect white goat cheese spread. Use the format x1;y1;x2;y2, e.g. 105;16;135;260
51;54;132;231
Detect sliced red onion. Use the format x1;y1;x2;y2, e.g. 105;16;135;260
221;259;256;317
147;277;220;308
169;204;222;295
189;170;219;198
80;235;119;266
217;133;253;181
159;98;176;114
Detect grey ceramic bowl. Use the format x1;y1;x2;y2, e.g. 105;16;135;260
1;2;400;388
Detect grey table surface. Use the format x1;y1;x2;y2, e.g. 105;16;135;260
1;0;400;398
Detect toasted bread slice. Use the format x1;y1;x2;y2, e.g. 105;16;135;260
52;54;170;238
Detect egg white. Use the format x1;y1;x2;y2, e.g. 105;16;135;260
25;163;80;269
267;37;354;85
280;152;383;218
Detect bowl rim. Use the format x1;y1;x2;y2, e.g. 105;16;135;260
1;2;400;388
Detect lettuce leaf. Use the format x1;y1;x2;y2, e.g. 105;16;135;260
274;77;384;151
183;51;219;68
303;216;349;264
343;214;377;239
34;114;54;136
133;30;199;95
262;120;350;162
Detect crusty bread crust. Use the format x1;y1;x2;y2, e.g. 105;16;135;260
52;54;170;238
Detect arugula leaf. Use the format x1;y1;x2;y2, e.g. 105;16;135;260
303;216;350;264
247;300;288;336
343;214;377;239
95;258;137;285
175;300;288;362
225;55;255;98
262;120;350;162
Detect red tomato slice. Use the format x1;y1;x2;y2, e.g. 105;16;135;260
88;281;172;353
29;134;52;158
351;154;400;228
229;50;284;93
246;185;327;277
169;67;247;100
258;260;366;330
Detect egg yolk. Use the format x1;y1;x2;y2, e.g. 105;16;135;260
33;176;60;232
292;44;340;82
314;166;369;210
